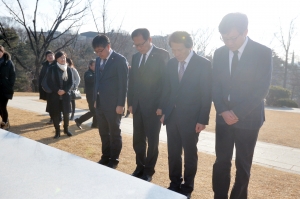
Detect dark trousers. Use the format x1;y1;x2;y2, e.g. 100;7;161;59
0;95;9;123
133;104;161;176
166;109;199;194
70;100;75;115
51;100;69;132
96;97;122;163
77;98;97;126
212;124;259;199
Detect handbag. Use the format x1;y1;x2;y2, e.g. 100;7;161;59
41;68;52;93
71;89;82;100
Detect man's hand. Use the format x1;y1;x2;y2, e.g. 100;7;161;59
128;106;133;114
160;114;165;124
116;106;124;115
94;101;96;108
57;89;65;96
221;110;239;125
195;123;205;133
156;109;162;115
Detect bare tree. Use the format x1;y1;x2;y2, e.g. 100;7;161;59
191;28;214;56
274;17;297;88
1;0;88;91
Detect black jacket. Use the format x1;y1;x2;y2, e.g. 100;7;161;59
0;52;16;99
39;61;54;100
84;68;95;102
46;64;73;115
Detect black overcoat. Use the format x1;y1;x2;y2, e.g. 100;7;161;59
46;64;73;115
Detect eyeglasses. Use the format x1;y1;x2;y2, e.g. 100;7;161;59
94;46;107;54
220;34;241;43
133;40;147;48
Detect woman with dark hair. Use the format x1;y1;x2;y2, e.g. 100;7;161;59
47;51;73;138
0;45;16;130
66;58;80;120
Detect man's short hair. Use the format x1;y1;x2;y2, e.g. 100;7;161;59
131;28;150;40
219;13;248;34
92;34;111;49
88;59;96;68
45;50;54;57
168;31;193;48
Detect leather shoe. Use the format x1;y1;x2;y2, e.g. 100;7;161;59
74;118;82;129
64;130;73;136
180;191;191;199
167;186;181;193
131;168;144;178
141;174;152;182
53;130;60;139
107;161;118;169
98;158;110;166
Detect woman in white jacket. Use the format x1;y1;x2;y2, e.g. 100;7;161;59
67;58;80;120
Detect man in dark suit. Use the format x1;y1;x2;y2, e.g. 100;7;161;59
92;35;128;169
212;13;272;199
128;28;169;182
160;31;212;198
75;59;97;129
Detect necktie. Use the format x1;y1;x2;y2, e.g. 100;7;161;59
139;54;146;68
231;50;239;77
100;59;107;72
178;61;185;82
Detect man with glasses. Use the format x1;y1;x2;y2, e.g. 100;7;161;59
128;28;169;182
92;35;128;169
212;13;272;199
160;31;212;199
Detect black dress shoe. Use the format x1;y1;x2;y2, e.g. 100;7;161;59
107;161;118;169
53;130;60;139
64;130;73;136
167;186;181;193
131;169;144;178
74;118;82;129
180;191;191;199
141;174;152;182
98;158;110;166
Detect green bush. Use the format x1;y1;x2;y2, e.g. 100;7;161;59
266;86;291;106
274;98;299;108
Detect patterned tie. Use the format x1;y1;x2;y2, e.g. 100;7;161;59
231;50;239;77
139;54;146;68
178;61;185;82
100;59;107;72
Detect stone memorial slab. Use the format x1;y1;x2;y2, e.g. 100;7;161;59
0;129;186;199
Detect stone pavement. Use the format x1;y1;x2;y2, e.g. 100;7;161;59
8;96;300;175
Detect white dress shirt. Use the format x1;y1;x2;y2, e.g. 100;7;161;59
177;50;194;72
139;45;153;67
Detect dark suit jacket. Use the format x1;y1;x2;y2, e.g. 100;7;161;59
162;52;212;132
93;51;128;111
84;68;95;103
128;45;169;115
212;38;272;130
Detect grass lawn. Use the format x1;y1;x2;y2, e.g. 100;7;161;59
6;97;300;198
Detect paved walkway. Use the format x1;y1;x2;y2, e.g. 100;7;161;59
8;96;300;175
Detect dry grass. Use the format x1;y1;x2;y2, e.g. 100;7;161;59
14;92;300;148
6;106;300;199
